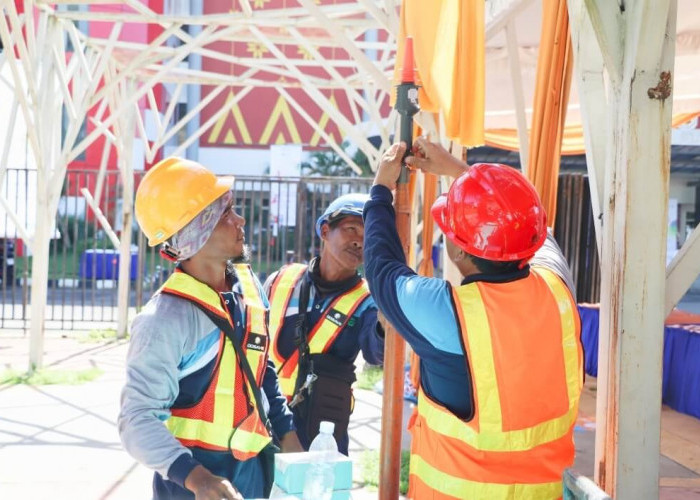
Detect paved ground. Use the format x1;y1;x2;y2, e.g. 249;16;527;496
0;335;408;500
1;334;699;500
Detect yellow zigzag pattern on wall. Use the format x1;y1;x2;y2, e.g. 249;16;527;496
310;94;341;147
207;91;252;145
208;91;340;146
260;95;302;144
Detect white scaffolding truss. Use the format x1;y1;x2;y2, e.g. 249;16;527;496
0;0;403;366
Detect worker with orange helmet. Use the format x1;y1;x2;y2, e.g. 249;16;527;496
363;139;583;500
118;158;302;500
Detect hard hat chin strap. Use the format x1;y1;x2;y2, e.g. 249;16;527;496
159;242;181;262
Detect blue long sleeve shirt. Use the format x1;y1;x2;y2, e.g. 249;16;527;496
363;184;575;419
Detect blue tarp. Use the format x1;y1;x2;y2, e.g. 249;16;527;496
578;305;700;420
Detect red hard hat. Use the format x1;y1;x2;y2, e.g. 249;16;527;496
431;163;547;261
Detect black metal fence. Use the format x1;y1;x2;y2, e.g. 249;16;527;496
0;169;599;330
0;169;373;330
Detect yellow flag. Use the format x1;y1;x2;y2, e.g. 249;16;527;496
396;0;485;147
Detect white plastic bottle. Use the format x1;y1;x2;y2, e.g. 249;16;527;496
302;421;337;500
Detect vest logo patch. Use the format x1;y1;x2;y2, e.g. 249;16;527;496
246;333;268;352
326;308;347;327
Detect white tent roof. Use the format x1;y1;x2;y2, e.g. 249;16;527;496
484;0;700;129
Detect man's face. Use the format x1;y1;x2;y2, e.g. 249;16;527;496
320;215;364;272
201;200;247;261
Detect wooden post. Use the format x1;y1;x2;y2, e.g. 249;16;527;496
578;0;678;497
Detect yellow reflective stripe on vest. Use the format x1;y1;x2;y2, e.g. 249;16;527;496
533;267;583;415
232;264;268;386
453;284;502;434
410;455;562;500
278;367;296;398
268;263;307;343
228;423;273;455
233;264;267;335
275;280;370;398
166;337;237;444
436;278;578;452
161;271;227;317
307;281;370;353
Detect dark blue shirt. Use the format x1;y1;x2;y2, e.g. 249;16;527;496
363;184;573;419
264;260;384;452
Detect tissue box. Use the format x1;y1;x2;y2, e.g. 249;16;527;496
268;484;352;500
274;451;353;494
268;484;352;499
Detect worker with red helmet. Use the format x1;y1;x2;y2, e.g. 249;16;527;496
119;158;302;500
363;139;583;500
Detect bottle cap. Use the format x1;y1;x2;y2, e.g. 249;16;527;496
320;421;335;435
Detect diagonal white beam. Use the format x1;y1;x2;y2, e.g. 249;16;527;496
67;22;236;163
151;84;228;152
87;21;178;111
298;0;392;92
568;0;606;257
583;0;623;84
168;86;254;159
277;86;364;175
250;25;380;165
485;0;537;40
288;27;381;126
0;195;33;251
505;20;529;172
665;223;700;316
81;188;120;250
51;45;78;121
66;21;93;87
0;13;42;165
355;0;393;33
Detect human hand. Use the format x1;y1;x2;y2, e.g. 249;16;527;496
184;465;244;500
373;142;407;190
279;430;304;453
405;137;467;178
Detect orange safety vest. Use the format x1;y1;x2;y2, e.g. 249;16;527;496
408;267;583;500
161;265;272;461
267;263;370;398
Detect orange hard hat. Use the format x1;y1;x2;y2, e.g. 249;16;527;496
135;157;233;246
431;163;547;261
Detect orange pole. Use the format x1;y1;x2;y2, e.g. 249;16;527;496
378;180;410;500
379;35;417;500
